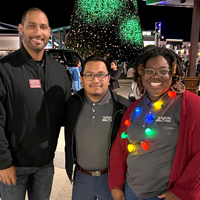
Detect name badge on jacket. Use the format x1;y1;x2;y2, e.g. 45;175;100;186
29;79;41;88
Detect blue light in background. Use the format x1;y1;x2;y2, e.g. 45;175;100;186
160;1;168;5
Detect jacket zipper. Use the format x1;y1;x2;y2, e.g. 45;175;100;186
108;108;124;173
35;62;47;102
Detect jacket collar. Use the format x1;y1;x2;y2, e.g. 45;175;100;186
76;88;123;108
19;44;46;70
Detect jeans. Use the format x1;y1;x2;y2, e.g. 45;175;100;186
0;161;54;200
72;169;113;200
124;182;164;200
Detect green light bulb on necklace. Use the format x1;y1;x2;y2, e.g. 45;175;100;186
145;128;152;136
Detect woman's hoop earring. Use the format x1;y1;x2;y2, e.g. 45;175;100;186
136;85;146;97
171;81;185;93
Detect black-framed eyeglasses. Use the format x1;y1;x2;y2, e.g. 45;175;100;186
143;68;170;76
82;73;109;81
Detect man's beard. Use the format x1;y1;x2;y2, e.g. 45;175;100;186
89;85;102;97
91;93;101;97
23;35;47;52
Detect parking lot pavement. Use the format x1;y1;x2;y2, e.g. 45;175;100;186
51;164;72;200
51;127;73;200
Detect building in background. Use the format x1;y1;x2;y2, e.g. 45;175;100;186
0;22;19;57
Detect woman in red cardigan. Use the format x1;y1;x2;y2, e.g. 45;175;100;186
109;47;200;200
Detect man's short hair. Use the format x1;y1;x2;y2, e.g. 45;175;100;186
81;56;109;76
21;7;47;25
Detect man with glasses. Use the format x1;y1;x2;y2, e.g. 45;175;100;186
64;56;130;200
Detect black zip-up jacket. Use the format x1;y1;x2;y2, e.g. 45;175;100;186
0;45;71;169
65;89;131;181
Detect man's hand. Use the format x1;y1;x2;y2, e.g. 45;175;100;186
111;188;125;200
0;166;16;185
158;191;180;200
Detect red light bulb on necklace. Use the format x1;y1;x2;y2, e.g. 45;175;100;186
168;91;176;97
141;141;149;150
124;119;131;126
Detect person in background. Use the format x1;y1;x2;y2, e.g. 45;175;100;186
104;52;111;70
69;57;82;94
123;62;127;75
183;59;189;77
109;60;121;93
64;56;130;200
196;60;200;76
197;73;200;96
0;8;71;200
109;47;200;200
128;80;141;103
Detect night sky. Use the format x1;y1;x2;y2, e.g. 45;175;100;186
0;1;194;41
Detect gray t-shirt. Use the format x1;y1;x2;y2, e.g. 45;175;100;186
126;91;183;199
75;90;113;170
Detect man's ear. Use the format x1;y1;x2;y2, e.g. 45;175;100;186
18;24;23;36
80;76;83;84
108;75;110;82
48;27;51;38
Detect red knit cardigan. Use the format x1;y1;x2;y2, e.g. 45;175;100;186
108;90;200;200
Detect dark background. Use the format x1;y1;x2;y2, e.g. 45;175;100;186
0;1;194;41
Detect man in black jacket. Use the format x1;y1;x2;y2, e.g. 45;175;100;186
65;56;130;200
0;8;71;200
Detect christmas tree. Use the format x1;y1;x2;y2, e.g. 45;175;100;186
66;0;143;62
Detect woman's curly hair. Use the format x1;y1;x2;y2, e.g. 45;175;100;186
133;46;184;93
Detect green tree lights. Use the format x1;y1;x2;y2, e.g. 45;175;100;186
132;0;138;10
66;0;143;62
77;0;126;24
119;16;143;47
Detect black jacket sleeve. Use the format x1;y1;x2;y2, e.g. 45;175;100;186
61;69;71;127
64;70;72;102
0;63;13;169
110;70;121;82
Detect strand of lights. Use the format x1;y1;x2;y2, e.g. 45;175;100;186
77;0;126;25
145;114;155;123
121;132;128;139
121;91;177;152
66;0;143;61
131;106;142;121
126;141;149;152
144;128;152;136
140;141;149;150
168;91;176;97
131;0;138;10
128;143;135;152
124;119;131;126
153;101;164;110
118;16;143;47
